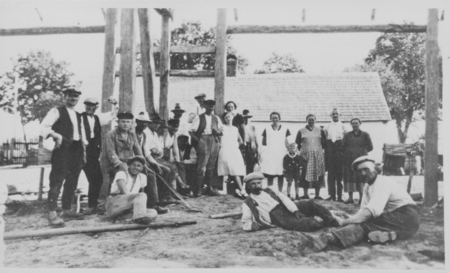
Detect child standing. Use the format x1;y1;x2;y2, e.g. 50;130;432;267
283;143;306;200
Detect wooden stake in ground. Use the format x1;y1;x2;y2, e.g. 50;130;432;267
138;8;157;116
423;9;440;207
119;9;137;113
214;8;227;119
159;12;171;120
4;220;197;240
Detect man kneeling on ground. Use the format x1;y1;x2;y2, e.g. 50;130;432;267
106;156;157;225
304;156;420;251
241;172;339;232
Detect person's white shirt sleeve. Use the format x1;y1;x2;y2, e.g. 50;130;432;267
189;115;200;132
40;108;60;138
363;180;391;218
273;187;298;213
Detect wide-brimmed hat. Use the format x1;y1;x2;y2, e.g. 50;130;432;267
171;103;185;113
136;112;151;123
194;93;206;99
351;156;376;171
117;112;134;120
243;109;253;118
62;88;81;95
168;119;180;128
127;156;146;166
84;98;99;106
150;114;164;124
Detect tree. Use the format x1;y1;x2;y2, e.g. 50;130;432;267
153;21;249;74
254;52;305;74
0;50;77;124
345;32;442;143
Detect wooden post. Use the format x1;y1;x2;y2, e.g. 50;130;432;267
101;8;117;134
138;9;157;116
119;9;137;113
423;9;440;207
159;13;171;120
214;9;227;118
38;167;45;201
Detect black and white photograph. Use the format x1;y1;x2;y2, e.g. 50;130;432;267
0;0;447;269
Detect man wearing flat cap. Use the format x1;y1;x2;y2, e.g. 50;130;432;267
194;93;206;115
105;156;157;225
189;99;224;196
97;111;143;214
40;88;88;226
303;156;420;252
81;97;118;213
241;172;339;232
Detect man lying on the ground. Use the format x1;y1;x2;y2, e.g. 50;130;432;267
241;172;339;232
105;156;157;225
304;156;420;252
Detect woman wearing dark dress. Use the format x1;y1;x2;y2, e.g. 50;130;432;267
342;118;373;204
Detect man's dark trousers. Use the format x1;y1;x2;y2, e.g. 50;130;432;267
48;140;84;211
83;137;103;208
325;140;343;200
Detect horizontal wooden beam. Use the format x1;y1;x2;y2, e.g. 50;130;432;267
116;45;216;54
0;25;105;36
226;24;427;34
115;69;215;77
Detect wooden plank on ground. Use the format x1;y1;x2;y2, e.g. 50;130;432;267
118;9;137;113
214;8;227;119
424;9;440;207
138;8;157;115
159;13;171;120
226;24;427;34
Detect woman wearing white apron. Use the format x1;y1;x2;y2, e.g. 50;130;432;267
218;112;247;198
260;112;290;191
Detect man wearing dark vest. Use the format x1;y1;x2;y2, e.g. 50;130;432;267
177;134;197;195
40;88;88;226
81;97;117;213
189;100;223;197
241;172;339;232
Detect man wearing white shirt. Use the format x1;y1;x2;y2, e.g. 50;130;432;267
323;108;348;202
189;100;223;197
241;172;339;232
304;156;420;252
81;97;118;212
40;88;88;226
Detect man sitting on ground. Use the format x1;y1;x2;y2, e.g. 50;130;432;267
241;172;339;232
106;156;157;225
304;156;420;251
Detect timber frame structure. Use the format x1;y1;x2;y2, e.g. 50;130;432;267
0;8;441;207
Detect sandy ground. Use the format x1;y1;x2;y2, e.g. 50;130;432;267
1;167;446;269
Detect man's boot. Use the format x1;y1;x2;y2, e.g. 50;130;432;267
47;211;65;227
194;174;205;197
60;209;85;221
330;224;365;248
154;205;169;214
205;170;223;196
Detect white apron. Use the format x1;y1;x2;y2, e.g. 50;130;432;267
261;125;288;175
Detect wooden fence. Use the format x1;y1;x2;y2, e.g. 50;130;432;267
0;138;39;166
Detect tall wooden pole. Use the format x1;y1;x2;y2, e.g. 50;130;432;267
119;9;137;113
214;9;227;118
159;13;171;120
423;9;440;207
138;8;157;115
101;8;117;133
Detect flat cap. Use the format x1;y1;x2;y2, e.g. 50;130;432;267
194;93;206;99
243;172;265;184
117;112;134;120
127;155;146;166
84;97;99;105
204;99;216;106
62;88;81;95
352;156;376;171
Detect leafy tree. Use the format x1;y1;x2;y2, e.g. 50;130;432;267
153;21;249;74
345;32;442;143
0;50;77;124
254;52;305;74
